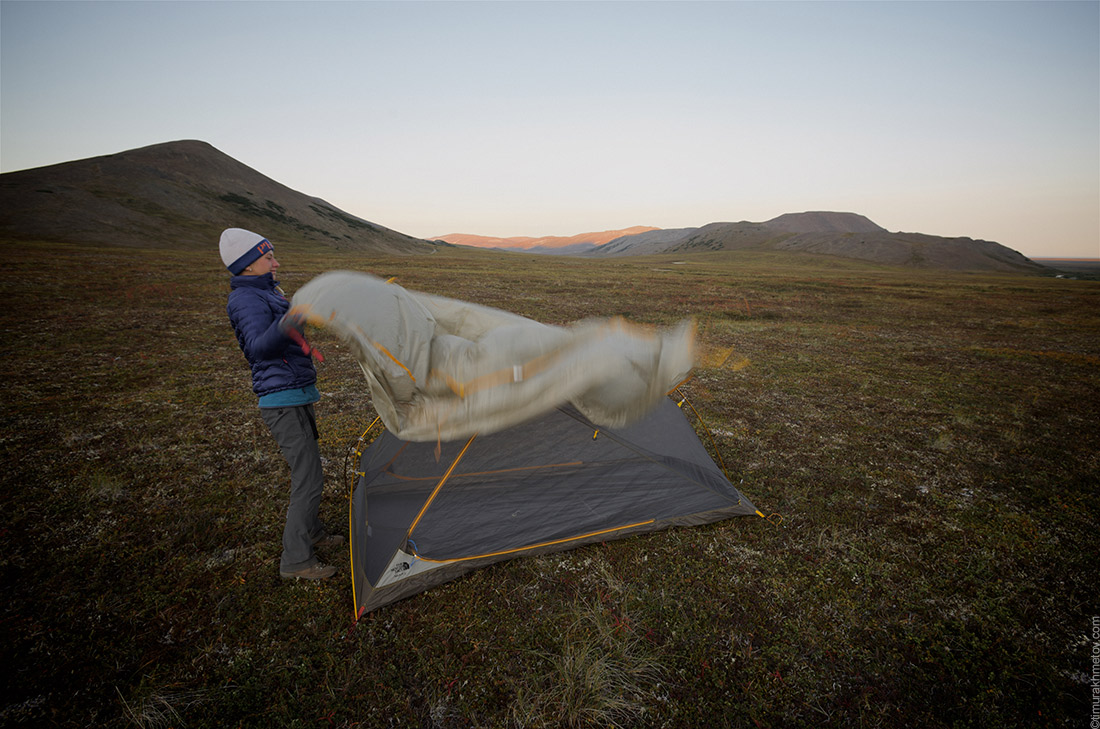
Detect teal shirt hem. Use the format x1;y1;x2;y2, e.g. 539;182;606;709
258;384;320;409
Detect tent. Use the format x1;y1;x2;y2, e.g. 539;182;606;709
286;271;759;613
349;396;761;616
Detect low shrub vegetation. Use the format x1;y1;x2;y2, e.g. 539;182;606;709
1;241;1096;727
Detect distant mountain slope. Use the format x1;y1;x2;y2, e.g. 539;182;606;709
435;226;658;252
596;227;699;256
0;140;436;254
769;231;1042;271
590;211;1047;273
523;241;604;256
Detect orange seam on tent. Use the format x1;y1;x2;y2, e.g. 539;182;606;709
462;367;513;394
349;416;382;622
429;369;466;398
383;460;585;483
410;519;656;564
406;433;477;537
349;468;358;620
455;461;585;478
287;303;335;330
371;340;416;382
376;442;411;478
448;365;519;398
442;346;567;400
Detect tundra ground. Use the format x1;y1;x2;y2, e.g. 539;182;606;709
2;242;1096;728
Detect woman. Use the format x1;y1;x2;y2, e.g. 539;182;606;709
220;227;341;580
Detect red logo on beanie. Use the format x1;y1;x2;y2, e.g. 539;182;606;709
256;239;273;256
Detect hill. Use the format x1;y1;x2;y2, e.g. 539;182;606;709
764;210;887;234
434;226;658;254
0;140;437;255
0;142;1048;273
590;211;1047;273
596;227;700;256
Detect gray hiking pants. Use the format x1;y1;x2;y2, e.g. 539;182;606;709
260;404;325;572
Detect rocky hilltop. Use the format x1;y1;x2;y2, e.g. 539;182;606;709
764;211;886;234
591;211;1046;273
0;140;436;255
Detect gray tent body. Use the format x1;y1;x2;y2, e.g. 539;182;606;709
351;397;760;616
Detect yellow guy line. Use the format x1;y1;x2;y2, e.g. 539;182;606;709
406;433;478;537
411;519;656;564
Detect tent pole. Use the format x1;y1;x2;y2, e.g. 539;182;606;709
406;433;478;539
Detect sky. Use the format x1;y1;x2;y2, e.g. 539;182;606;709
2;1;1098;259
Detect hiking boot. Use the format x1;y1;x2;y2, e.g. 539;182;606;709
313;532;346;549
280;562;336;580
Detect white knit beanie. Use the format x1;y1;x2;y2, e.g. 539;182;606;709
219;228;273;274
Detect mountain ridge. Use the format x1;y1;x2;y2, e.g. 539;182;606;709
0;141;1047;273
444;211;1045;272
434;226;658;251
579;212;1044;273
0;140;437;255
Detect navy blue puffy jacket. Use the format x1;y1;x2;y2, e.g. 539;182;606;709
227;273;317;397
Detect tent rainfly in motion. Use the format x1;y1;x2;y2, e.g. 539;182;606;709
350;396;761;616
288;270;696;443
